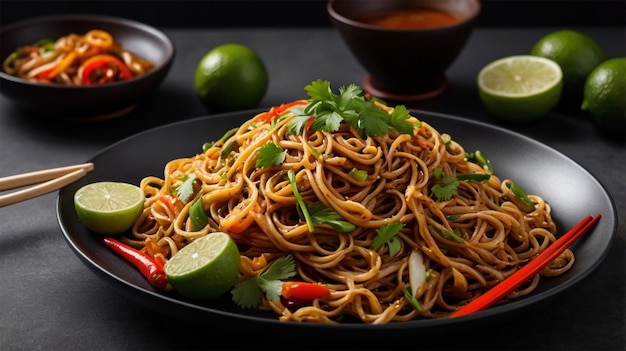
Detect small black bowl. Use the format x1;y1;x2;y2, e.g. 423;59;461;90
0;14;175;120
328;0;480;103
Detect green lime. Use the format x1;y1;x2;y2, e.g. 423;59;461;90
74;182;145;235
477;55;563;122
531;29;606;106
194;43;269;113
581;57;626;139
164;232;240;300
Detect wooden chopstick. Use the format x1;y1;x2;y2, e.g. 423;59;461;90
451;214;602;318
0;163;93;207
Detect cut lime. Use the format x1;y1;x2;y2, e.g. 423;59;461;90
477;55;563;122
74;181;145;235
164;232;240;300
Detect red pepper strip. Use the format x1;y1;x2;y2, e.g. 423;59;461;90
281;281;330;306
254;99;307;123
80;54;134;85
102;237;172;291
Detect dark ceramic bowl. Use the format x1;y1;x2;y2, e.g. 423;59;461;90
0;15;175;120
328;0;480;103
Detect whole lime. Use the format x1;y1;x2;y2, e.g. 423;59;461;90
164;232;240;300
581;57;626;139
74;182;145;235
195;43;269;113
531;29;606;107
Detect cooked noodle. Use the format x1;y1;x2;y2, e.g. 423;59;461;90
3;29;153;85
125;91;573;324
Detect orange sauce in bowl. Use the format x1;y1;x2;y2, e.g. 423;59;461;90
362;9;460;29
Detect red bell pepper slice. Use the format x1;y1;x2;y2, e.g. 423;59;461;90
80;54;134;85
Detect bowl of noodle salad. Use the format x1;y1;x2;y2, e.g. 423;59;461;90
0;14;174;120
57;80;616;328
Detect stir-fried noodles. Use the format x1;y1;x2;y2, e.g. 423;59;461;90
124;80;573;324
2;29;153;85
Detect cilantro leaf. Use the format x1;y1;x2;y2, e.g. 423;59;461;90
175;173;197;204
261;255;297;281
300;79;414;137
231;255;297;308
256;142;286;168
430;168;490;201
372;222;403;256
389;105;415;135
286;113;312;135
311;110;343;132
231;277;262;309
430;172;459;201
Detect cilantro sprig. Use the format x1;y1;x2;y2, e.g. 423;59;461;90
430;168;491;201
291;79;415;137
173;173;198;204
231;255;297;309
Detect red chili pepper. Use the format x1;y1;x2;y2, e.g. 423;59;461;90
80;54;134;85
281;281;330;306
102;237;172;291
255;100;307;123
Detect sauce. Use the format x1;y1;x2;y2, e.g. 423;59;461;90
362;9;460;29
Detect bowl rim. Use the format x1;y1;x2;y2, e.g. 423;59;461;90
326;0;482;32
0;13;176;89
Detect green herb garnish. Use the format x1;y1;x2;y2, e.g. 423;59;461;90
174;173;197;204
430;168;491;201
296;79;415;137
231;255;297;309
372;222;403;256
256;142;286;168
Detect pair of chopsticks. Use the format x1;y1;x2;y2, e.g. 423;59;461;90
0;163;94;207
451;213;602;318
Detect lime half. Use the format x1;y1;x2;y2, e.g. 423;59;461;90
164;232;240;300
74;181;145;235
478;55;563;122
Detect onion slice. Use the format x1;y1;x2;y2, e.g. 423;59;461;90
409;250;426;297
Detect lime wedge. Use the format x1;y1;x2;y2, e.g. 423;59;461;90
164;232;240;300
74;181;145;235
477;55;563;122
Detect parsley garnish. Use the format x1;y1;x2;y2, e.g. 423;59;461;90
296;79;415;137
231;255;297;309
256;142;286;168
372;222;403;256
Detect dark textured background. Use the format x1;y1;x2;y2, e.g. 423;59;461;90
2;0;625;28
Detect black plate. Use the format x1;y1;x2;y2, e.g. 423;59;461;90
56;109;617;336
